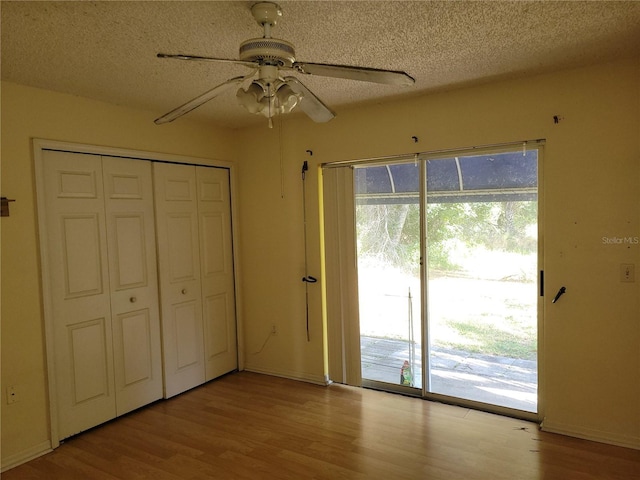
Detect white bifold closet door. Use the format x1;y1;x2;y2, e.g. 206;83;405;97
196;166;239;381
153;162;238;398
41;151;163;440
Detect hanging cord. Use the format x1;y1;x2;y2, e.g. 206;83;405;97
252;329;274;355
301;157;317;341
278;114;285;198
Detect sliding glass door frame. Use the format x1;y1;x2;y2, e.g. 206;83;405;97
419;144;543;422
322;141;544;423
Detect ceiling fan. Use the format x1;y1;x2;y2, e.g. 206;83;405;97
155;2;415;127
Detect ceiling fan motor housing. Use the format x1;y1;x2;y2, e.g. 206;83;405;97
239;38;295;67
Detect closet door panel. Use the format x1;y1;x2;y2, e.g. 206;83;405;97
201;213;226;275
111;214;147;288
42;150;116;440
154;162;205;398
103;157;163;414
204;293;230;356
61;214;104;296
117;309;154;384
69;318;111;403
166;213;198;281
197;167;238;380
174;301;201;368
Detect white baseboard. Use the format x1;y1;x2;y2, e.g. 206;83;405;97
243;363;329;386
1;440;52;473
541;420;640;450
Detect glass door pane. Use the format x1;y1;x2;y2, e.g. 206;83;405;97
355;163;422;391
353;149;539;415
425;151;538;413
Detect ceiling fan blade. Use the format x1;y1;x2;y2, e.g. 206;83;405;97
283;76;335;123
293;61;415;86
154;72;255;124
157;53;257;69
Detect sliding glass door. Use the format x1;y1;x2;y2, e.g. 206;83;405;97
354;147;540;415
356;171;422;390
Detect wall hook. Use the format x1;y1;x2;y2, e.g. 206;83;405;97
552;286;566;303
1;197;16;217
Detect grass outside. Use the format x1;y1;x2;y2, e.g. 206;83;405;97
358;252;538;361
439;317;536;360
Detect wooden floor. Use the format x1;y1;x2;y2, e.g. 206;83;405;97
4;372;639;479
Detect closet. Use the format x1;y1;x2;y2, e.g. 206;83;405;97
37;148;237;441
153;162;238;398
40;151;163;439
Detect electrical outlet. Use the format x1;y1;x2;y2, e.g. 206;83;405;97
271;325;277;335
6;386;17;405
621;263;635;283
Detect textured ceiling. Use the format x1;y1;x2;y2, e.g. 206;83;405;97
2;1;640;129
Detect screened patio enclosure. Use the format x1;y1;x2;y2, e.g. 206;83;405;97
354;150;538;205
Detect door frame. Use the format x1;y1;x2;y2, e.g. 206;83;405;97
33;138;244;448
419;144;544;422
322;140;545;423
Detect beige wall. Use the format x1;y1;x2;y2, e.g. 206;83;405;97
236;57;640;448
2;56;639;469
0;81;237;466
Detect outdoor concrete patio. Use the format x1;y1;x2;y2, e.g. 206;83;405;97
361;336;537;412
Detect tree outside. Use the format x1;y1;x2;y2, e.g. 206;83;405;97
356;200;538;360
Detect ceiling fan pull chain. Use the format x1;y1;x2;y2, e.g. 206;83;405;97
267;83;273;128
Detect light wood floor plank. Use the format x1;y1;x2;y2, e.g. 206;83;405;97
3;371;639;479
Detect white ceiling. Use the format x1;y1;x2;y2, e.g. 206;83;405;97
2;1;640;130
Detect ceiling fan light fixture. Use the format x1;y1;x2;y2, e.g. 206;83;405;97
274;84;301;114
237;80;302;121
236;81;265;114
